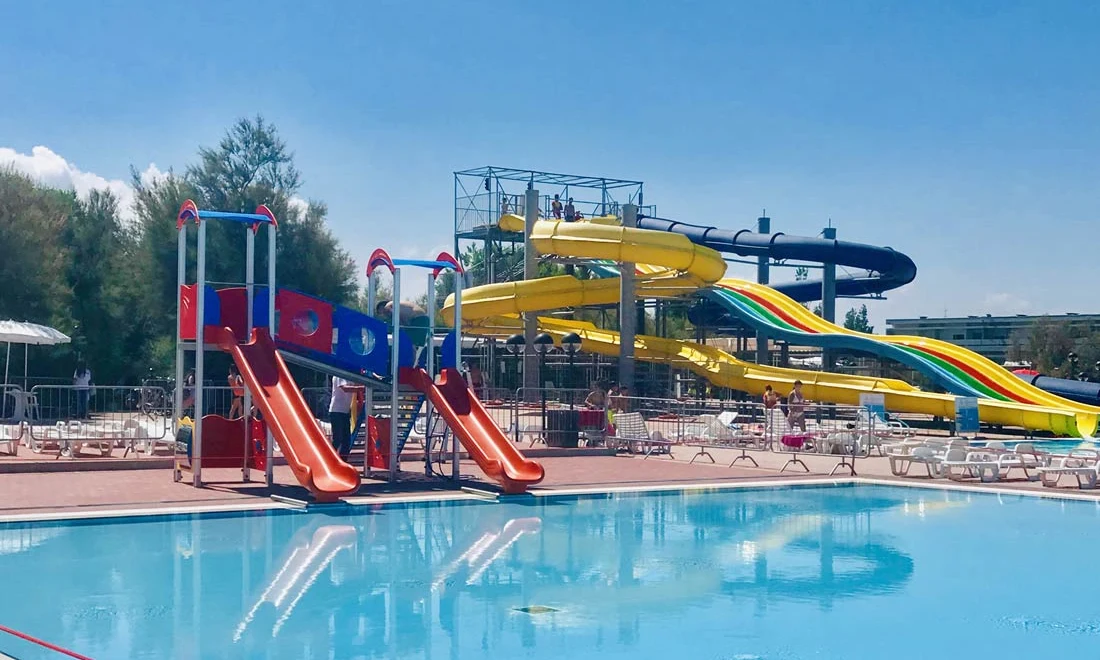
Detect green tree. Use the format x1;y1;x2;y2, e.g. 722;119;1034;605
1007;319;1100;376
0;168;73;325
64;189;148;382
843;304;874;333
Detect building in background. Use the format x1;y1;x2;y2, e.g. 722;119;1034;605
885;313;1100;364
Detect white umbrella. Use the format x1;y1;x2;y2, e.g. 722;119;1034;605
0;320;71;390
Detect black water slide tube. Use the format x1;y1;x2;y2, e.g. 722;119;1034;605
1014;373;1100;407
636;215;917;302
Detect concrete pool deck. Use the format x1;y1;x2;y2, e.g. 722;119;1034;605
1;443;1098;521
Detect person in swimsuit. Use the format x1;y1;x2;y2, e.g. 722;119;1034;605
228;365;245;419
786;380;808;432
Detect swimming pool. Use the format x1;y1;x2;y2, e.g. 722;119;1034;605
993;438;1100;453
0;483;1097;659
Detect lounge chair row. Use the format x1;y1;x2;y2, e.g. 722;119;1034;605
887;438;1100;489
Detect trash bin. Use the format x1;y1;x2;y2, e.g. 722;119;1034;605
545;409;580;448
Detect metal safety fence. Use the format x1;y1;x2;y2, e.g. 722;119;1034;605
24;385;173;458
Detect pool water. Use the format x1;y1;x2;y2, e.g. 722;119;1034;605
1;484;1098;659
999;438;1100;453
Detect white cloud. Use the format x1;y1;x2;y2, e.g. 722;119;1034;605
0;145;164;224
288;196;309;216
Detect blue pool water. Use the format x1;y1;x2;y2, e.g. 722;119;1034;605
1;484;1098;659
1000;438;1100;453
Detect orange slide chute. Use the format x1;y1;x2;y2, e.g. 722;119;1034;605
399;366;544;494
220;328;361;502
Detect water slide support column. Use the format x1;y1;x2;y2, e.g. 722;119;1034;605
619;204;638;391
755;214;771;366
523;187;539;397
822;226;837;373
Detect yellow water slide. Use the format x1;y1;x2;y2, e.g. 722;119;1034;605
716;279;1100;420
442;216;1095;436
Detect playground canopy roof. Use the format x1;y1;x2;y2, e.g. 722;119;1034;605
0;321;71;346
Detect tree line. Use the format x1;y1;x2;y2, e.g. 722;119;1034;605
0;117;357;385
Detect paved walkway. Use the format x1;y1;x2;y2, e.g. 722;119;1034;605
1;441;1096;520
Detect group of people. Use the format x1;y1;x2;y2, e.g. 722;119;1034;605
762;380;809;432
584;383;630;413
500;194;584;221
550;194;583;222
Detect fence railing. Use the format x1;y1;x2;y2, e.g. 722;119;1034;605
24;385;173;457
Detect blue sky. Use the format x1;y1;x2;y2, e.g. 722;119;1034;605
2;0;1098;328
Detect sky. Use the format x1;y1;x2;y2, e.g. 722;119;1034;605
1;0;1098;329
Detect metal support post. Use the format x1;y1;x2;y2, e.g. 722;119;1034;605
619;204;638;391
174;228;186;427
390;268;402;483
193;221;207;487
523;187;539;397
265;223;276;487
755;214;771;366
452;270;463;482
243;226;255;482
367;272;376;319
425;273;436;476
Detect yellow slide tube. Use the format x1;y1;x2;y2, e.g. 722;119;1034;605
444;216;1094;436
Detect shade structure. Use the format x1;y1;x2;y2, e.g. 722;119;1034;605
0;321;71;346
0;321;71;391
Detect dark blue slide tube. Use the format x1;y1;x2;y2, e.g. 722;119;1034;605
636;216;916;302
1014;373;1100;406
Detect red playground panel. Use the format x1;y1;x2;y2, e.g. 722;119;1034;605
177;415;268;470
275;289;334;355
179;284;223;342
216;287;250;342
367;416;392;470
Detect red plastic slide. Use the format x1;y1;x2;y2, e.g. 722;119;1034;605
220;328;361;502
400;367;544;494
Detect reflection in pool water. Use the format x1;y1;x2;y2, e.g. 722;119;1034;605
1;485;1097;658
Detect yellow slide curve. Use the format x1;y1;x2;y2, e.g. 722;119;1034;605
442;216;1096;437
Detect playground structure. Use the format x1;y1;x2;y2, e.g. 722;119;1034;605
172;201;543;502
448;166;1100;439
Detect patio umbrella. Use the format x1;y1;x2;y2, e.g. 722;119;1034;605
0;320;71;389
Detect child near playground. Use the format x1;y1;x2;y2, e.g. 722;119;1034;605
228;365;244;419
787;380;808;432
551;194;563;219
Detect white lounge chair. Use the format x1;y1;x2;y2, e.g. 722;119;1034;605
941;449;1003;482
686;414;762;466
888;445;941;477
1036;449;1100;489
858;408;914;437
608;412;673;459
